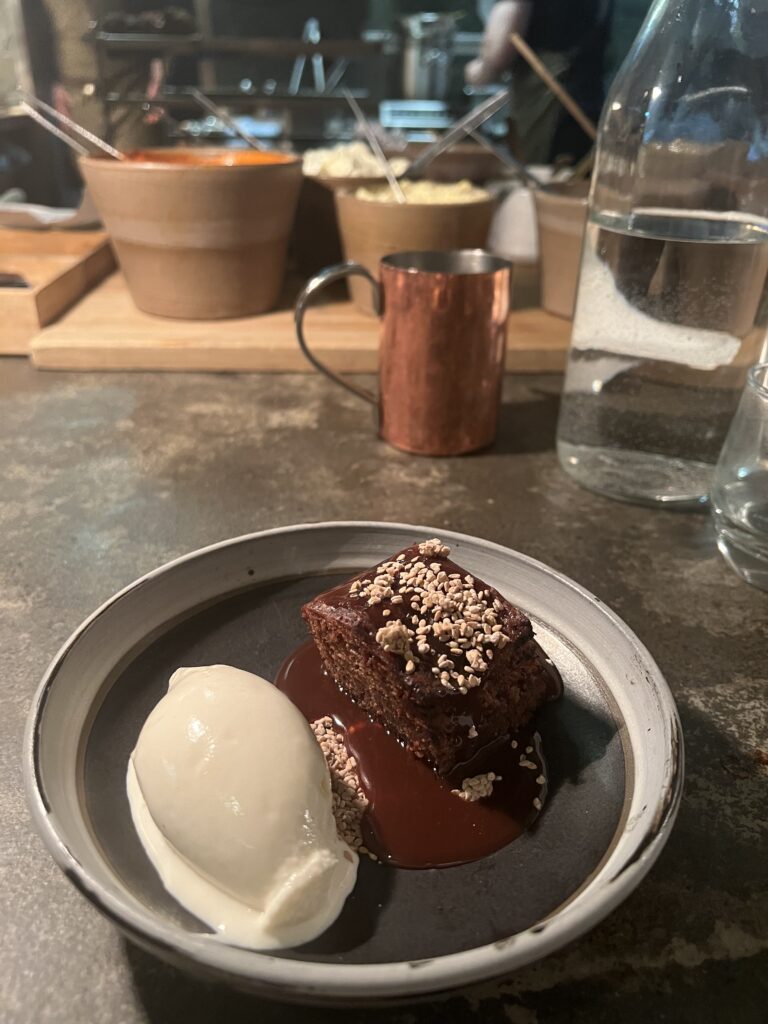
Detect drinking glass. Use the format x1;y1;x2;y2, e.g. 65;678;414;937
711;364;768;590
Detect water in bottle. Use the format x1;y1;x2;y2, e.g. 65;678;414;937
556;0;768;506
559;209;768;506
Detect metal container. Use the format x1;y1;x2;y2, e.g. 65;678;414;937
401;13;457;101
295;249;510;456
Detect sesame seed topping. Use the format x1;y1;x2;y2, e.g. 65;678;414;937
466;649;488;673
374;621;415;661
311;717;370;854
419;538;451;557
533;797;543;811
347;540;515;694
451;771;501;802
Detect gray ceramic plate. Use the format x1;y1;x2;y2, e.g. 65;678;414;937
24;522;683;1004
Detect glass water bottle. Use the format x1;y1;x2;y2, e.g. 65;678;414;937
557;0;768;507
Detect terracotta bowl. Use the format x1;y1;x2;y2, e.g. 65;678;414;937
533;182;589;319
80;148;302;320
335;189;496;315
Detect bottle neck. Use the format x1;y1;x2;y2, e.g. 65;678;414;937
635;0;768;55
593;0;768;221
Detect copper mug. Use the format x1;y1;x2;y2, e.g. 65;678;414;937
295;249;511;456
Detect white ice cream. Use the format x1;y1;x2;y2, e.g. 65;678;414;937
126;665;357;950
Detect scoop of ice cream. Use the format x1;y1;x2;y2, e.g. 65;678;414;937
126;665;357;949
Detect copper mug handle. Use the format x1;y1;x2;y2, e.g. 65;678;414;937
294;261;380;405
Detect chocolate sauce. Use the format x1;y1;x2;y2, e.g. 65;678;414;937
275;640;560;869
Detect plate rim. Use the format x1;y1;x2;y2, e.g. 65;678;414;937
24;520;684;1001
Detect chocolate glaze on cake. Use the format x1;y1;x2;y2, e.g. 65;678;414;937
302;540;560;776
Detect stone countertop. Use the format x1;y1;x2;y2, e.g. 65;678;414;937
1;359;765;1024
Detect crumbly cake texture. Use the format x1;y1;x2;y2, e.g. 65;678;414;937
311;716;374;858
302;538;553;775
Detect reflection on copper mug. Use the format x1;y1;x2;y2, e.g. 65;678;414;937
295;250;511;456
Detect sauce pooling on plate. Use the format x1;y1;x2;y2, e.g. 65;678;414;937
275;639;561;869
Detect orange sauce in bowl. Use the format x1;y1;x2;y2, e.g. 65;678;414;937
125;148;297;167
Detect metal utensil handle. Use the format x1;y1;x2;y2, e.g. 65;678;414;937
295;262;379;405
402;87;510;180
467;128;547;190
343;88;407;203
19;101;90;157
19;91;123;159
189;88;267;152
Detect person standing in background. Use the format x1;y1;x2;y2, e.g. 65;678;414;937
22;0;183;151
466;0;651;165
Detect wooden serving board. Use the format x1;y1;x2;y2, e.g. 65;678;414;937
30;272;571;373
0;228;116;355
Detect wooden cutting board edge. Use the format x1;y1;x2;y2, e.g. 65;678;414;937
0;233;115;355
28;273;572;373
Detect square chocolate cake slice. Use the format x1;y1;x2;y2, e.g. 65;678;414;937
302;538;557;775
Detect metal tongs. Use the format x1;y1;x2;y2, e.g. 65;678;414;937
18;90;124;159
399;87;511;180
343;88;407;203
189;88;268;151
343;86;539;196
